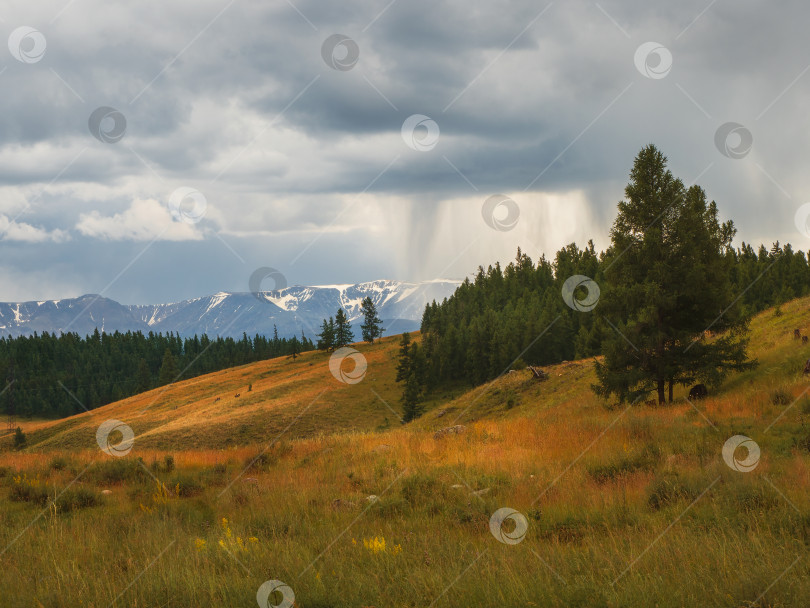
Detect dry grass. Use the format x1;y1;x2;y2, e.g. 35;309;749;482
1;300;810;606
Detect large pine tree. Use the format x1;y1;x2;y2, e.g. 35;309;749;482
594;145;755;404
334;309;354;348
360;297;384;344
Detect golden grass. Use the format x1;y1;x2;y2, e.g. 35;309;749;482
1;300;810;606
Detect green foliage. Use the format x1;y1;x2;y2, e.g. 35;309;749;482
0;329;315;419
395;333;425;422
595;145;755;404
85;458;149;485
316;317;335;351
360;297;384;344
157;348;179;386
12;427;26;450
419;244;603;387
169;473;205;498
418;147;810;401
55;486;102;512
48;456;71;471
334;308;354;348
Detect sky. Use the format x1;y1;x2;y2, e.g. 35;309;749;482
1;0;809;304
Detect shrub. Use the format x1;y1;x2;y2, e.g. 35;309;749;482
13;427;26;450
771;388;792;406
9;475;48;505
170;473;205;498
55;487;102;512
646;471;707;510
49;456;71;471
86;458;149;485
164;455;176;473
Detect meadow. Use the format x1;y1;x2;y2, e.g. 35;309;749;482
1;297;810;606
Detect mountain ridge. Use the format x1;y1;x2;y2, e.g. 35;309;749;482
0;280;461;339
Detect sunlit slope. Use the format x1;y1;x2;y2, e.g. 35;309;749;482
417;293;810;428
16;294;810;451
20;334;416;451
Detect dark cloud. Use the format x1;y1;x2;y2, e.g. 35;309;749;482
1;0;809;302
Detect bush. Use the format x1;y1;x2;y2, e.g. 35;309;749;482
646;471;707;510
243;442;292;472
55;487;102;512
13;427;26;450
169;473;205;498
9;476;48;505
164;455;175;473
771;388;792;406
86;458;149;485
49;456;71;471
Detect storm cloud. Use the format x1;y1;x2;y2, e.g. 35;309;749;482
0;0;808;303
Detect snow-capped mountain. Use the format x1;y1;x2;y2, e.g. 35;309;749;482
0;280;461;339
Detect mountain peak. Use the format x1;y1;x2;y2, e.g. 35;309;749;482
0;280;459;340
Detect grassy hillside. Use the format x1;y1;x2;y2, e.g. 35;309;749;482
2;333;464;451
1;298;810;606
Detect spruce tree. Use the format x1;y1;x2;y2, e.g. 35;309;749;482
594;145;754;404
395;332;411;382
289;336;300;360
158;348;180;386
136;358;152;392
334;308;354;348
317;318;335;351
360;297;384;344
401;371;422;422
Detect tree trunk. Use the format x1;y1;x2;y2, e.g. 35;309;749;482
668;380;673;403
657;377;665;404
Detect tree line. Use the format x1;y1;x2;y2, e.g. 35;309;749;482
0;327;313;419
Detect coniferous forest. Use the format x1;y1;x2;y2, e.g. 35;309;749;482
419;147;810;396
0;329;313;419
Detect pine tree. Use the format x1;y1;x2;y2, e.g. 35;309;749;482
395;332;411;382
136;358;152;392
334;309;354;348
13;427;26;450
594;145;755;404
158;348;180;386
317;318;335;351
288;336;300;360
401;371;422;422
360;297;384;344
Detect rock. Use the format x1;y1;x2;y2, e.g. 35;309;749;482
243;477;258;484
101;489;112;495
450;484;464;489
435;409;448;418
331;498;355;510
366;495;379;504
433;425;466;440
470;487;490;497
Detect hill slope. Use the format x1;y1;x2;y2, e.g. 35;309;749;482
2;298;810;607
11;294;810;452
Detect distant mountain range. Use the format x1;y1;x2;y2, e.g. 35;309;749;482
0;280;461;339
